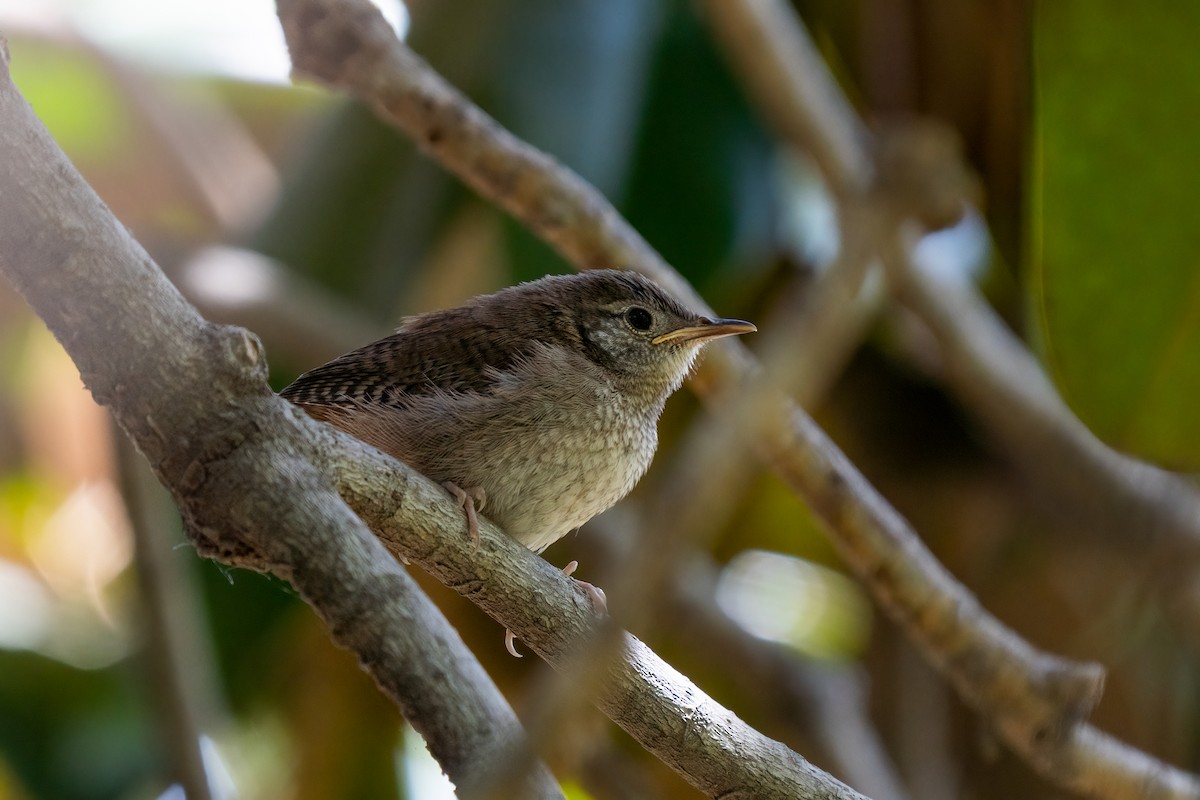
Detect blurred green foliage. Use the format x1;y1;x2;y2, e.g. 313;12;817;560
0;650;158;800
1031;1;1200;469
7;41;132;169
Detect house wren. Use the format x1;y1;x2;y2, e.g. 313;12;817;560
281;269;755;553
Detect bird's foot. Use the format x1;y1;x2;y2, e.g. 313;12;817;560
561;560;607;613
504;561;607;658
442;481;486;543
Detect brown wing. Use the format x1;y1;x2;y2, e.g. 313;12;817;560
279;301;546;409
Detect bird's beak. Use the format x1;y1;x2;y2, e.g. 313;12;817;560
652;317;757;345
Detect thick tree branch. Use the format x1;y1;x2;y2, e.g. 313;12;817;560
0;40;560;799
272;1;1200;797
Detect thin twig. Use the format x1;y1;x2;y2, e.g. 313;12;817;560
117;432;220;800
97;50;278;233
699;0;873;198
656;544;910;800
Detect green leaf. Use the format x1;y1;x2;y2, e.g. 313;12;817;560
1031;2;1200;469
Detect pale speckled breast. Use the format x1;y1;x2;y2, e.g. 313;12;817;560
488;393;659;553
316;343;665;552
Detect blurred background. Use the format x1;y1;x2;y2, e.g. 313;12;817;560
1;0;1198;798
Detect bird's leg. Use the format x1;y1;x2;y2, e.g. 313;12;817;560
504;561;608;658
442;481;485;543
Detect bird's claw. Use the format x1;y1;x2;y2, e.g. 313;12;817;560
562;560;608;612
504;561;607;658
504;628;522;658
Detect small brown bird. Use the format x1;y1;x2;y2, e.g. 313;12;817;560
281;269;755;553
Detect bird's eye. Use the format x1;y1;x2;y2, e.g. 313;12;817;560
625;307;653;331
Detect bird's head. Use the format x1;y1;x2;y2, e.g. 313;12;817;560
531;270;756;401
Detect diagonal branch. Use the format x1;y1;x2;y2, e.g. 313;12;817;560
273;0;1200;797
